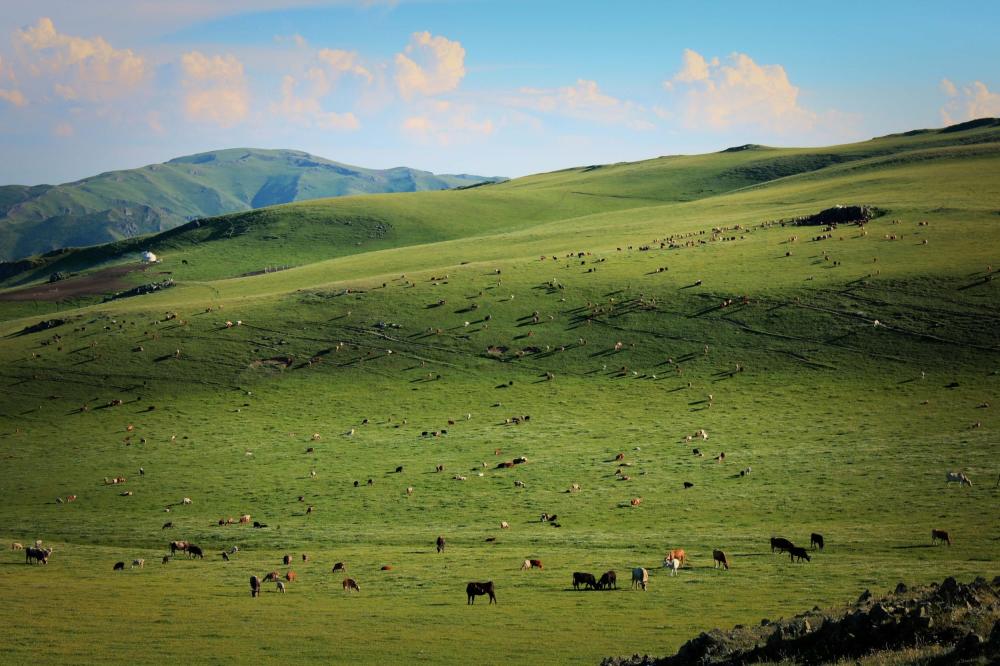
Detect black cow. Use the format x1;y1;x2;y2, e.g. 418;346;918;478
113;561;125;571
810;533;824;550
770;537;795;554
572;572;598;590
597;570;617;590
250;575;262;598
25;547;50;564
789;546;811;562
466;581;496;605
436;536;446;553
187;545;204;559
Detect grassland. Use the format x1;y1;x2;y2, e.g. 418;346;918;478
0;121;997;665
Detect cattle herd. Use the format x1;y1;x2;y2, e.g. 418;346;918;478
15;517;969;604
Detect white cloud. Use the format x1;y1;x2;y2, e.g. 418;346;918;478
14;17;146;102
272;73;360;130
394;32;465;99
506;79;654;130
53;121;73;136
0;88;28;106
940;78;1000;125
664;49;818;132
402;100;493;144
318;48;373;85
180;51;249;127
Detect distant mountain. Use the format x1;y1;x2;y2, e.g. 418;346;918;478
0;148;505;261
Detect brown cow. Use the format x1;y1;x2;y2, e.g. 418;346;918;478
931;529;952;546
285;571;297;582
343;578;360;592
666;549;687;567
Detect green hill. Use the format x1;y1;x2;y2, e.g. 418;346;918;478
0;148;505;262
0;120;997;665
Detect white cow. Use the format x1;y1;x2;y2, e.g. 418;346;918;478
946;471;972;487
664;558;680;576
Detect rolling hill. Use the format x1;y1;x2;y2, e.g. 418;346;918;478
0;120;997;664
0;148;505;262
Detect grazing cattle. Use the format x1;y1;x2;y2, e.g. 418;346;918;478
466;581;497;604
285;571;297;582
113;561;125;571
500;521;510;529
332;562;345;572
573;572;598;590
666;549;687;567
162;555;170;564
712;550;730;570
343;578;360;592
26;547;51;564
381;565;393;571
162;522;173;530
631;567;649;591
520;559;531;570
395;466;404;473
222;552;230;561
665;558;681;576
932;529;952;546
514;480;525;488
131;559;144;568
301;554;309;562
519;559;542;570
946;471;973;487
66;495;77;502
276;581;286;593
182;497;192;505
253;522;267;529
11;543;23;550
187;545;203;559
597;570;617;590
789;546;811;563
263;571;280;583
683;481;694;489
406;487;414;496
770;537;795;554
437;536;446;553
630;497;643;507
435;465;444;473
250;575;261;598
810;533;824;550
569;483;581;493
283;554;292;565
239;515;251;524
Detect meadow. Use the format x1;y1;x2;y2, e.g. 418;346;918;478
0;122;997;664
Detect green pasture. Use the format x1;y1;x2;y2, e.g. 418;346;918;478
0;123;998;664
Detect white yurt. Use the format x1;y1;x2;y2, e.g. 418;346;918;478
141;251;158;263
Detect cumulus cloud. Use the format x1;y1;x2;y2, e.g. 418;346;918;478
664;49;818;132
940;78;1000;125
318;48;373;85
394;32;465;99
180;51;249;127
402;100;493;144
52;121;73;137
506;79;653;130
271;71;360;130
14;17;146;102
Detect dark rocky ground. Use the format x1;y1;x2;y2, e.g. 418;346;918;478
603;577;1000;665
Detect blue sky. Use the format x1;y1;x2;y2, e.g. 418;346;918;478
1;0;998;184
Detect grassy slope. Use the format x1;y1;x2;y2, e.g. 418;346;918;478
0;124;997;665
0;148;503;262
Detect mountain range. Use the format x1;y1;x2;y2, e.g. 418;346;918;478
0;148;504;261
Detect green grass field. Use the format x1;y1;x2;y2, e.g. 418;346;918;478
0;122;998;665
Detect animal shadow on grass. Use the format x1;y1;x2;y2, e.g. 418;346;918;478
890;544;935;550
